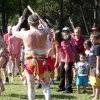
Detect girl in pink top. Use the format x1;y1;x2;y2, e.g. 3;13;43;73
60;39;75;63
2;25;12;84
8;35;23;80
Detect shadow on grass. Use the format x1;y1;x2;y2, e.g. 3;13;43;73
1;93;28;99
35;94;44;99
52;94;77;99
2;93;77;100
35;94;77;99
8;83;23;86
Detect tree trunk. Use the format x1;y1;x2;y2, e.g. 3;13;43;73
80;5;89;35
2;0;8;33
58;0;64;31
93;0;99;27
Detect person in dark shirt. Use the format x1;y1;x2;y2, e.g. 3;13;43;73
89;33;100;100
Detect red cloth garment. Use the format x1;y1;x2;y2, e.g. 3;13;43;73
8;36;22;58
73;36;85;53
25;58;48;75
47;56;55;71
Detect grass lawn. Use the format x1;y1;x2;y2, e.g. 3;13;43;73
0;76;92;100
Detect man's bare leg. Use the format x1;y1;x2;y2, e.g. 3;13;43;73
41;71;51;100
25;70;35;100
15;57;23;79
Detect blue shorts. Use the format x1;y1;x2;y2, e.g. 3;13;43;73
76;76;88;86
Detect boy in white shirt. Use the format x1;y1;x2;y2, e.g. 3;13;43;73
75;52;89;93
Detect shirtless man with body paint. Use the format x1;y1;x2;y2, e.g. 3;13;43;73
12;12;51;100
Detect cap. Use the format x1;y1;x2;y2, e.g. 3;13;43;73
62;26;70;32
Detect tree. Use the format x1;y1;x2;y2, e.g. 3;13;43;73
0;0;100;33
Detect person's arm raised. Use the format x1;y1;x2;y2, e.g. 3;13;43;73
27;5;48;29
38;15;49;29
12;16;25;39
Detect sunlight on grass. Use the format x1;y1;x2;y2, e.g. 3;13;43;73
0;76;92;100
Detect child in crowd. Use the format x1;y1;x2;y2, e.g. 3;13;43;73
83;40;92;62
89;33;100;100
73;27;85;54
75;53;89;93
47;43;56;85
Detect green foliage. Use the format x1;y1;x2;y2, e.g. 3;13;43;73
8;14;19;25
0;0;100;33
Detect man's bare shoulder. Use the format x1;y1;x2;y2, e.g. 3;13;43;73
38;28;49;35
22;28;49;36
23;30;36;36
